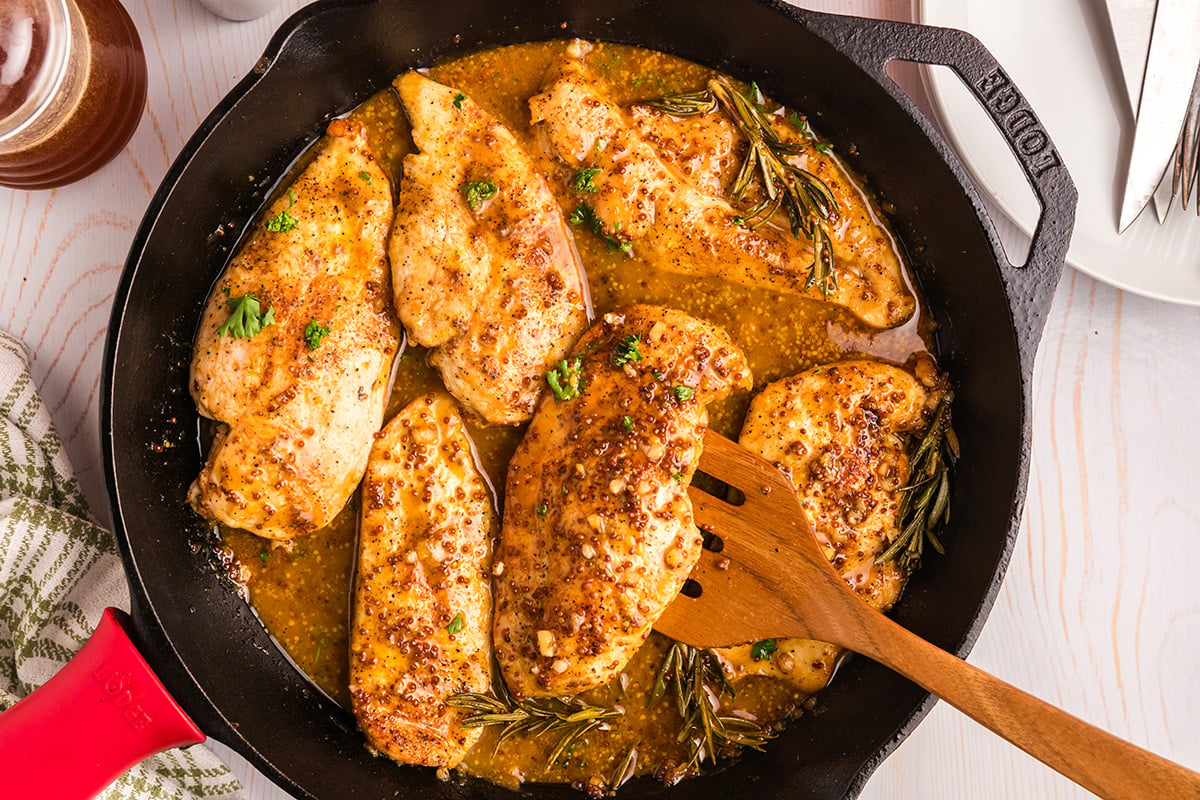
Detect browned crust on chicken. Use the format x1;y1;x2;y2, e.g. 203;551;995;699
493;305;751;698
350;393;496;768
530;40;914;330
188;119;399;539
718;358;941;691
389;71;590;425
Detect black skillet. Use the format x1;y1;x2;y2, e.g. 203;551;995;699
96;1;1075;798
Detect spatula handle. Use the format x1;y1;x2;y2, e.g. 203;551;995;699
847;612;1200;800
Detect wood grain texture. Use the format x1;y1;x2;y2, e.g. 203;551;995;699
1;1;1196;798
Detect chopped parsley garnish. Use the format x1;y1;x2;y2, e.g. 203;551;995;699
572;167;601;194
621;415;634;433
303;319;330;350
265;189;298;233
789;111;808;134
569;202;632;256
612;334;642;367
815;142;833;153
546;357;583;401
257;548;270;562
464;179;498;211
750;639;777;661
447;612;464;634
357;170;372;184
536;503;548;516
673;385;694;402
731;215;745;226
217;293;275;340
452;92;466;109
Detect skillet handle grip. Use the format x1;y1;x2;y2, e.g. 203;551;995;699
800;11;1077;377
0;607;205;799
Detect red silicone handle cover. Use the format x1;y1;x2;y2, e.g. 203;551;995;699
0;607;205;799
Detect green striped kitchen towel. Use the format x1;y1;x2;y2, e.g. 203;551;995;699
0;329;242;799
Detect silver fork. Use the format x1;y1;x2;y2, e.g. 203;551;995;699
1171;65;1200;212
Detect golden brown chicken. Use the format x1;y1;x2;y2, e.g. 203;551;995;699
629;103;912;325
529;40;913;330
350;393;497;768
717;358;941;692
188;119;399;540
389;71;590;426
493;305;751;698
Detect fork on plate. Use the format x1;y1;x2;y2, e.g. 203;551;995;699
1170;67;1200;212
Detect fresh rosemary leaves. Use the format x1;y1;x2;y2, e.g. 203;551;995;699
646;76;840;296
879;393;959;573
651;642;773;769
447;689;623;765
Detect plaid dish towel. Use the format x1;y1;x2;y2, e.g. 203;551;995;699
0;330;242;799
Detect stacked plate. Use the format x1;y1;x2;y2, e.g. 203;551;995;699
918;0;1200;304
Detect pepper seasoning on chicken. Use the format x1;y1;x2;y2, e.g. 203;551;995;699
717;358;943;693
493;305;752;698
530;40;914;330
188;119;399;540
389;71;590;425
351;393;497;768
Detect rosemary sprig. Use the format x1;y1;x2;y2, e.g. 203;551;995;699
448;686;623;763
878;393;959;573
646;76;840;296
651;642;773;770
606;742;639;795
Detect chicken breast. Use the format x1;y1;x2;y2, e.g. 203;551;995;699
717;358;940;693
350;393;496;768
494;305;752;698
389;71;590;426
529;40;913;330
629;103;911;323
188;119;399;540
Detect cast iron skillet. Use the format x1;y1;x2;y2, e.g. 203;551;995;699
101;1;1075;798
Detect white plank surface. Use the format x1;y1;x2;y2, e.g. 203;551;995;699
1;1;1197;798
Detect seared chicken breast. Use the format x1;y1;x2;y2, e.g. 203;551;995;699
389;71;590;425
188;119;399;540
350;393;497;768
629;103;912;326
718;358;941;692
494;305;751;698
529;40;913;330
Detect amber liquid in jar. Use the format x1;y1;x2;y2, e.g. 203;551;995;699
0;0;147;189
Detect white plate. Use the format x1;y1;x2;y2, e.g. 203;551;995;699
917;0;1200;304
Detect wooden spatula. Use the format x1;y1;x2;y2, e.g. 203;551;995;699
655;431;1200;800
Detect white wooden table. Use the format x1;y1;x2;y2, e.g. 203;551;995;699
2;1;1197;797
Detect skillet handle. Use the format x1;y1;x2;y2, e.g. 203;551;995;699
0;607;205;799
799;10;1077;377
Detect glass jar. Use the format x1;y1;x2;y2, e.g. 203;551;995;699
0;0;147;190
